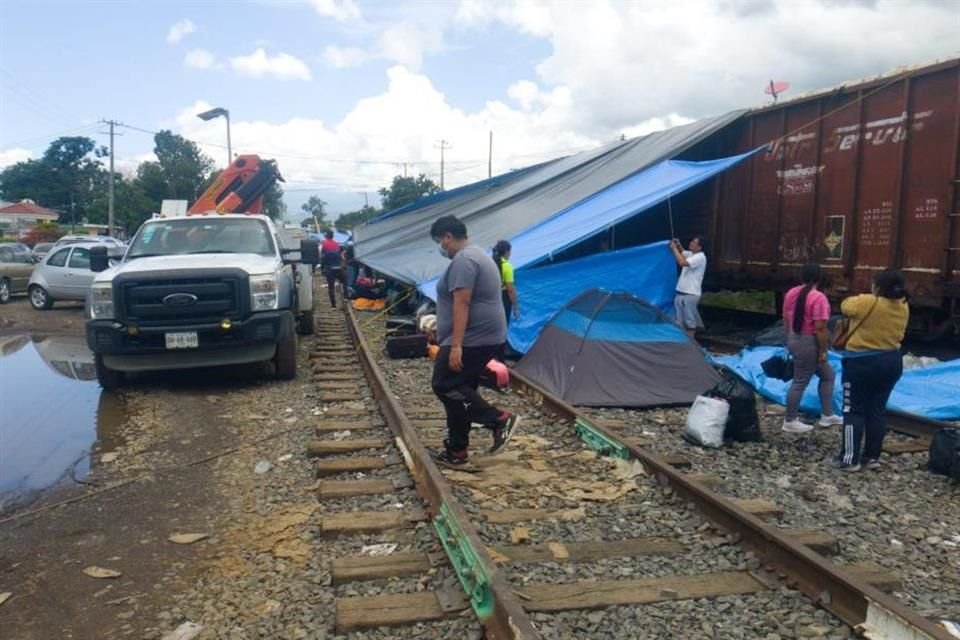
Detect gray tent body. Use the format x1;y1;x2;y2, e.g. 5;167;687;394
514;289;720;407
353;111;744;285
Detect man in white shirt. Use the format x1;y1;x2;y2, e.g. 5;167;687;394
670;236;707;339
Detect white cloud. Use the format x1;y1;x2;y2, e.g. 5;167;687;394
183;49;220;70
229;48;313;81
481;0;960;131
323;45;370;69
311;0;362;22
166;19;196;44
0;148;31;170
169;67;598;201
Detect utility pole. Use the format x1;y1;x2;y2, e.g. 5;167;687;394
434;139;452;190
488;130;493;179
403;162;408;178
100;119;122;236
363;192;369;208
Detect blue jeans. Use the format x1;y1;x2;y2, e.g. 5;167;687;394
839;350;902;464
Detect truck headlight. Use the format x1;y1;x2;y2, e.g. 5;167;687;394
89;283;115;319
250;274;279;311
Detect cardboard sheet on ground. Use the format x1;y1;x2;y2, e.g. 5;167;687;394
712;347;960;420
443;435;642;503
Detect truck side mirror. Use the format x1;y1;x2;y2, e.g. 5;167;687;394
90;246;110;272
299;239;320;265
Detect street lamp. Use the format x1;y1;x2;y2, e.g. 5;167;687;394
196;107;232;167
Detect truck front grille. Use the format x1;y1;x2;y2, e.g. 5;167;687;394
120;276;244;324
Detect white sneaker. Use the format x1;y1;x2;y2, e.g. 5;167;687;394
818;415;844;427
782;419;814;433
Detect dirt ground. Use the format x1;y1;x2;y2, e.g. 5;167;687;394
0;296;327;639
0;295;87;337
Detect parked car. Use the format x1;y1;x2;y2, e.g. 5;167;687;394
31;242;55;261
54;235;126;250
0;243;36;303
28;242;122;310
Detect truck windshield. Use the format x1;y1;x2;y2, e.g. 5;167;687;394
126;218;275;259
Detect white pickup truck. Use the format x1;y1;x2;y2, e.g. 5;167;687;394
85;213;319;389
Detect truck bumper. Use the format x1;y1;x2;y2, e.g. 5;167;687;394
86;311;288;372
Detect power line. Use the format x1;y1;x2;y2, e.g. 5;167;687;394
0;123;100;151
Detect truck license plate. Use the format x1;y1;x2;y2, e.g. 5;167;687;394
165;332;198;349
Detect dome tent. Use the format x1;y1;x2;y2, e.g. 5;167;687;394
514;289;720;407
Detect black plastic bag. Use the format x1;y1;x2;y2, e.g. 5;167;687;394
761;353;794;381
705;367;763;443
928;427;960;480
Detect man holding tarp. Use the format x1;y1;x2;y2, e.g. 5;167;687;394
429;215;519;466
671;236;707;339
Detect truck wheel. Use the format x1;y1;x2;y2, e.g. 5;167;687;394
29;285;53;310
95;354;125;389
274;314;297;380
296;310;315;336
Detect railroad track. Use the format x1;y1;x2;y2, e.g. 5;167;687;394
300;300;954;639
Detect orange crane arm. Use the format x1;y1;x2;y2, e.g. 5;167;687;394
189;155;284;215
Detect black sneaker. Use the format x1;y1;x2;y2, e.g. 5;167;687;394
490;412;519;454
430;447;471;469
863;457;881;470
826;456;861;472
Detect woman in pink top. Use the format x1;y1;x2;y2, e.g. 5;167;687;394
781;263;842;433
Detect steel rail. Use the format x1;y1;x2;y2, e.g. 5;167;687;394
509;367;952;640
342;305;540;640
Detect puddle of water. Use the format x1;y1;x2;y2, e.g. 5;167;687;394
0;334;125;512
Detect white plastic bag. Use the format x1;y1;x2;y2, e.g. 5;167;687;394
684;395;729;448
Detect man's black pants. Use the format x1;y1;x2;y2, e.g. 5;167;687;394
324;267;345;307
431;344;503;453
839;350;903;464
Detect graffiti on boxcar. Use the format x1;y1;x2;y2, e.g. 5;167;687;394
776;164;825;195
823;110;933;153
780;233;815;263
764;131;816;162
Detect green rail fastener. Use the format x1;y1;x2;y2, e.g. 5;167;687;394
574;417;630;460
433;502;494;620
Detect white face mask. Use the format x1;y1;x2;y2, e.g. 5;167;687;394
437;245;449;259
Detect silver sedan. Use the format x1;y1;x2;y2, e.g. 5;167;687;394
28;242;120;310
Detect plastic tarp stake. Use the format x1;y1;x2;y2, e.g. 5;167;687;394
712;346;960;421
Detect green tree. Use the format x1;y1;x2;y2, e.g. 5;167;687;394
335;205;379;230
378;174;440;212
261;183;286;220
300;195;328;227
153;130;214;200
0;136;108;227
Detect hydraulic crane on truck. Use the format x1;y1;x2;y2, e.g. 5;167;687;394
189;155;284;215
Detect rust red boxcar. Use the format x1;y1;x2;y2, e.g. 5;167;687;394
709;58;960;328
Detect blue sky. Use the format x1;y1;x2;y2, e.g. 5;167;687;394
2;0;958;218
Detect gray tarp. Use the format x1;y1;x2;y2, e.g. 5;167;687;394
353;110;745;285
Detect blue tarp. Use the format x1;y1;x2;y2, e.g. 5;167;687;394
713;346;960;420
505;241;678;353
507;152;756;270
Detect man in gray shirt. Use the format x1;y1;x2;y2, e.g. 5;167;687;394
430;215;519;466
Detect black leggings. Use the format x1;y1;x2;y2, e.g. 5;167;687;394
502;290;512;324
325;267;345;307
431;344;504;453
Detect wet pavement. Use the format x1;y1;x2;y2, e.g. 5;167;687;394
0;334;124;513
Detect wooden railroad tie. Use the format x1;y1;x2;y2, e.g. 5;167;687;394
320;509;427;536
882;440;931;455
315;455;399;477
335;589;469;633
316;393;365;403
489;537;684;564
516;571;767;611
732;499;783;520
313;373;364;382
307;439;387;457
314;421;377;434
317;476;412;499
315;382;362;391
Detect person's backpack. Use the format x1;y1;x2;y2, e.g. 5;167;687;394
705;367;763;443
928;428;960;481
